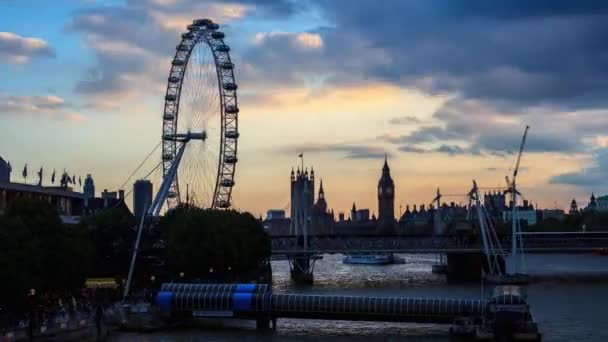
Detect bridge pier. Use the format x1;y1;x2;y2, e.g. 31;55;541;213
288;255;315;285
446;252;505;282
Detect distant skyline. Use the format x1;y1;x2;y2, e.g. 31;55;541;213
1;1;608;217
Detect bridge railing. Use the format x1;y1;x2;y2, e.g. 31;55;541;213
271;235;608;254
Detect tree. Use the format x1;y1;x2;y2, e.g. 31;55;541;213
0;198;92;311
157;206;270;281
80;208;135;278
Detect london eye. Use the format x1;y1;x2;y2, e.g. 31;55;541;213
159;18;239;212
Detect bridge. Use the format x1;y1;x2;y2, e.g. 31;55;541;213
270;232;608;255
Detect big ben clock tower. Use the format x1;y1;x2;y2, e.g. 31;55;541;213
378;154;395;224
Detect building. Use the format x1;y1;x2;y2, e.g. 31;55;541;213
0;156;11;182
378;155;395;227
290;166;315;236
502;200;537;226
133;179;153;223
334;202;377;235
484;191;506;219
263;209;291;236
0;155;86;223
0;181;85;222
596;195;608;211
266;209;286;220
585;193;598;212
541;209;566;221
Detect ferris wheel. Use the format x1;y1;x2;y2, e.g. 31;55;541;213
158;18;238;213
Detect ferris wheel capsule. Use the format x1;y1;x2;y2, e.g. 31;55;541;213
211;31;225;39
225;105;239;113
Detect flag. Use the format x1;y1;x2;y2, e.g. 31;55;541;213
51;169;56;184
22;164;27;179
299;153;303;158
37;167;43;186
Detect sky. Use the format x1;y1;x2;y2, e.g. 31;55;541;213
1;0;608;217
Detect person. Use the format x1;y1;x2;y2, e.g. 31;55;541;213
26;289;37;341
94;304;104;341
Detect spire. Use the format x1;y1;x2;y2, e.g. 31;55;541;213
318;179;325;199
383;153;389;172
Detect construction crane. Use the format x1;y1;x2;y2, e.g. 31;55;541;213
505;125;530;275
505;125;530;194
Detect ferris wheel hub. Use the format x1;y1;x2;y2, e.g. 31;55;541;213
163;131;206;142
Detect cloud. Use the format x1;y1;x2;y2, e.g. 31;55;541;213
0;32;54;64
399;144;481;156
305;1;608;109
550;148;608;187
0;94;85;121
66;0;299;109
382;98;595;156
281;143;390;160
389;116;422;125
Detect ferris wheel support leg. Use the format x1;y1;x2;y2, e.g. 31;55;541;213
149;141;188;216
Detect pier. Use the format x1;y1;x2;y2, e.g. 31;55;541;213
155;283;541;340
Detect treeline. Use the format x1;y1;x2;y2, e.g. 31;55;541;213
0;198;270;312
530;211;608;232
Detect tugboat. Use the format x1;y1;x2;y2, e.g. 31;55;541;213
485;286;542;341
449;286;541;341
343;253;394;265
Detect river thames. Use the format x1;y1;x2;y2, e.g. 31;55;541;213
113;253;608;341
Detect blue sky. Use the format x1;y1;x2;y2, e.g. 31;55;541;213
1;0;608;216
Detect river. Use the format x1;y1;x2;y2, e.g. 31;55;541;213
112;253;608;341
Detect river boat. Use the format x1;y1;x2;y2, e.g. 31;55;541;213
343;253;393;265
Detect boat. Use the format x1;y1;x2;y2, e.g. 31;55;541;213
485;286;542;341
431;264;448;274
343;253;393;265
484;273;532;285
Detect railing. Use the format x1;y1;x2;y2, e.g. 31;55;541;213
271;235;608;254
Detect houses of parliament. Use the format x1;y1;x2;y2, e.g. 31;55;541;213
264;157;401;236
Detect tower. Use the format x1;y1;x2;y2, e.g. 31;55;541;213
133;179;153;223
378;155;395;224
83;174;95;207
290;166;314;239
315;179;327;213
570;198;578;214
